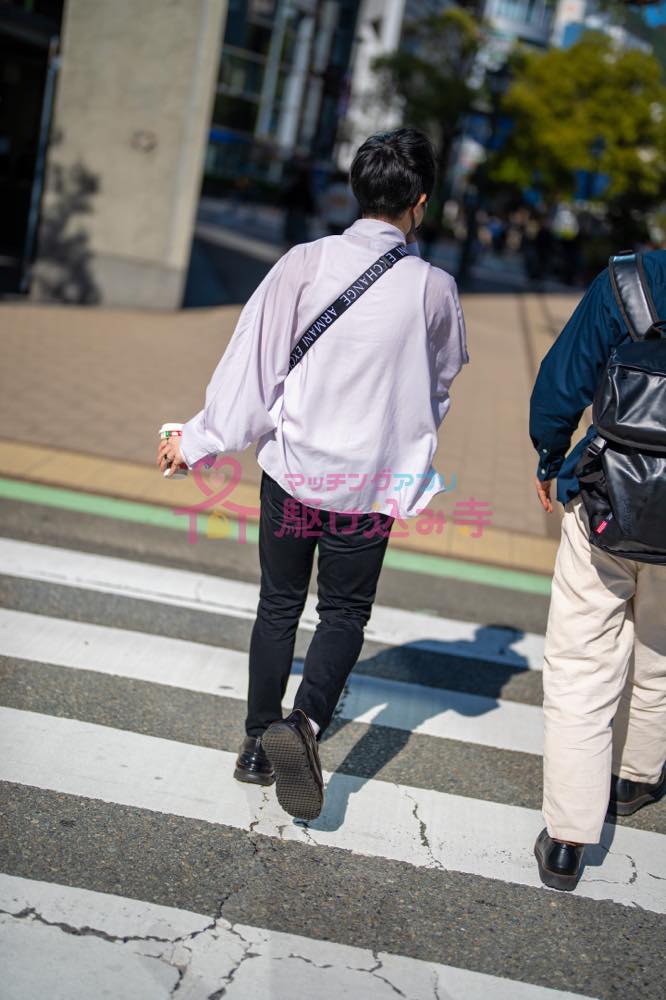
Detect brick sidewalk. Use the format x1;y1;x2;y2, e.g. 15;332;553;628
0;291;582;568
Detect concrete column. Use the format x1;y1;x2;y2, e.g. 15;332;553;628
30;0;226;309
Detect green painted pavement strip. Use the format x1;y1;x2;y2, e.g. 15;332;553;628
384;547;550;595
0;477;257;545
0;477;551;595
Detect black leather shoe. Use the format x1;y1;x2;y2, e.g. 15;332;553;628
534;828;585;891
262;709;324;820
233;736;275;786
608;764;666;817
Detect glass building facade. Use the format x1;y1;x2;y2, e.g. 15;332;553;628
206;0;361;186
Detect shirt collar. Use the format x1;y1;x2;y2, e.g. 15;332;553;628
343;217;407;251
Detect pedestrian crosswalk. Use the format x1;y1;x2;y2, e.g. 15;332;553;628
3;706;664;912
0;873;593;1000
0;610;544;754
0;539;545;669
1;533;664;999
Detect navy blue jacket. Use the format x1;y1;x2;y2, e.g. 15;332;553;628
530;250;666;506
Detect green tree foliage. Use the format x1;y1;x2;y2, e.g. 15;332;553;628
372;9;483;195
490;33;666;215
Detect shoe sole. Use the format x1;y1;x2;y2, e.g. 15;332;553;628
534;844;579;892
608;784;665;817
233;766;275;787
262;723;323;821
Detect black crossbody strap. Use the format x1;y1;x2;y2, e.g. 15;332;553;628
608;252;658;342
288;243;410;371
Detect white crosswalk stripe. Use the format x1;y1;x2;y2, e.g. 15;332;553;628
1;707;664;913
0;537;545;669
0;874;596;1000
0;609;544;755
1;534;664;999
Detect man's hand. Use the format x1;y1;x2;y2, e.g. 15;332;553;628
157;436;184;476
535;476;554;513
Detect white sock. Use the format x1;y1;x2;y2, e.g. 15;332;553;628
308;716;320;737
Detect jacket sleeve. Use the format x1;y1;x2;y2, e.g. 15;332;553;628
180;247;303;467
426;269;469;428
529;269;623;481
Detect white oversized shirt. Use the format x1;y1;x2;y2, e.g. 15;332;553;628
180;218;469;518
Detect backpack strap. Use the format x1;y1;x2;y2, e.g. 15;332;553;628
608;252;658;342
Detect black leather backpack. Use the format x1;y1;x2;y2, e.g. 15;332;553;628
575;252;666;563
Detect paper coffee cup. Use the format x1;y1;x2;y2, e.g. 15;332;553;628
159;422;188;478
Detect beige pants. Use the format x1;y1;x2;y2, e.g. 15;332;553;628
543;496;666;844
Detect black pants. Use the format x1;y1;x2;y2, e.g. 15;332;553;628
246;472;394;737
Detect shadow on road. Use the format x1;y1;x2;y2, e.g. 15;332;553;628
298;624;530;833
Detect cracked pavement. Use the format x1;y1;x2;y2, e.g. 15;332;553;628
0;877;451;1000
1;503;665;1000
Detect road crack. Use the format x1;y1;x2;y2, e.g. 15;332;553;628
626;853;638;885
206;924;259;999
404;790;444;871
0;905;192;947
294;819;317;847
365;951;408;997
278;952;333;970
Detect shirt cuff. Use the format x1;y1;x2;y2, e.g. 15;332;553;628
536;450;565;481
180;410;222;468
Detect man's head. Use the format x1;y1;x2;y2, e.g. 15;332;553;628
350;128;436;234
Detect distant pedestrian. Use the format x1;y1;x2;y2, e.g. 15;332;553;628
318;170;358;235
551;203;580;285
522;215;552;283
158;128;468;822
281;160;315;247
530;250;666;891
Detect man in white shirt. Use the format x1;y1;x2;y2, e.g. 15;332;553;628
158;128;468;822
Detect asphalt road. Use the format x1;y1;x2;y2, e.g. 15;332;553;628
0;497;664;1000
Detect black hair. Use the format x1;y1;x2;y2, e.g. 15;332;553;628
350;128;436;219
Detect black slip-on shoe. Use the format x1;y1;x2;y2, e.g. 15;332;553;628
608;764;666;817
261;709;324;820
534;828;585;892
233;736;275;786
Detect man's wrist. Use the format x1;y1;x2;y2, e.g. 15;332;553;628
536;451;564;481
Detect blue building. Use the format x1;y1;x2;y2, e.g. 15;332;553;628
207;0;361;186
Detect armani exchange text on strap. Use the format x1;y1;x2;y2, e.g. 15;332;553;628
288;243;410;371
